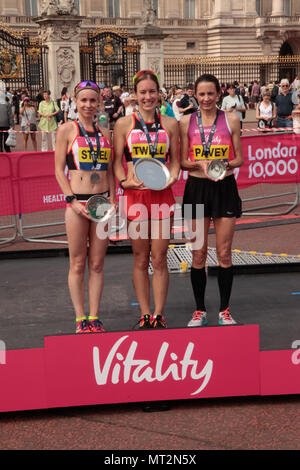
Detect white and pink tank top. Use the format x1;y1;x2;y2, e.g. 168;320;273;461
188;110;235;163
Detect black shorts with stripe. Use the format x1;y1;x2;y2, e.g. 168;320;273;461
182;174;242;219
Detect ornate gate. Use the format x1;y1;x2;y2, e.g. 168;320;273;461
80;28;140;87
0;22;48;96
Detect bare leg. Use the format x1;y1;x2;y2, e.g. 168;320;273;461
150;217;173;316
87;221;109;317
65;207;89;319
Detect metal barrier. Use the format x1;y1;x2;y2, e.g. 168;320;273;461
241;183;300;216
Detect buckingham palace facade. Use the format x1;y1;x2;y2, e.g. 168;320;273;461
1;1;300;90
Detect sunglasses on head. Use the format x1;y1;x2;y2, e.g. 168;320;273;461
75;81;100;94
133;70;159;86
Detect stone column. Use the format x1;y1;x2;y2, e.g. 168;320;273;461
211;0;233;26
35;15;84;100
244;0;257;16
271;0;285;16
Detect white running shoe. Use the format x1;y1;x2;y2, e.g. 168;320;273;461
187;310;208;327
218;308;237;325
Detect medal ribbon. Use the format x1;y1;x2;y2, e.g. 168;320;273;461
77;120;101;169
137;109;160;159
196;108;219;159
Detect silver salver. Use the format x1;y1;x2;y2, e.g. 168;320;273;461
86;195;115;223
206;160;227;181
134;158;170;190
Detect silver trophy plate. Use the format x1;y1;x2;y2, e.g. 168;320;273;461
134;158;170;191
86;195;115;223
207;160;227;181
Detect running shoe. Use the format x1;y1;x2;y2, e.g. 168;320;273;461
134;314;153;330
76;318;91;334
187;310;208;327
152;315;167;329
88;317;105;333
218;308;237;325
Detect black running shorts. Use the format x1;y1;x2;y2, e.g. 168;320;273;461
182;174;242;219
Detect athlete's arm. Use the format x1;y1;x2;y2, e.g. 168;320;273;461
101;127;116;208
54;123;74;196
226;112;244;169
161;115;180;188
179;115;201;171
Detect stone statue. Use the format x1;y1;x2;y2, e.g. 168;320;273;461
142;0;157;26
39;0;78;17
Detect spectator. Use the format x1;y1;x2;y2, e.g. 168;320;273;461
20;97;38;151
178;84;198;115
271;80;279;102
38;90;59;151
102;86;122;129
124;93;138;116
275;79;294;129
65;90;78;122
221;83;246;131
0;88;14;152
250;80;260;107
172;89;183;121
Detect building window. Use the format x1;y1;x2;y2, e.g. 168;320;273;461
25;0;38;16
256;0;261;16
108;0;120;17
185;0;195;19
187;42;195;49
284;0;291;16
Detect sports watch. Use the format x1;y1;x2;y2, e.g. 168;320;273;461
65;195;77;204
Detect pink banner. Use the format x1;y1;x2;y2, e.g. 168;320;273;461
0;325;260;412
172;133;300;196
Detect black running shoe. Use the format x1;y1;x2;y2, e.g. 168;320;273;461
133;314;153;330
152;315;167;329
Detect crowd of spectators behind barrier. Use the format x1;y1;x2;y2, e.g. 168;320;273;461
1;76;300;152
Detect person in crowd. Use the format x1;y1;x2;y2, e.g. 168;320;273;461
20;97;38;151
95;94;109;128
124;93;138;116
113;70;180;330
64;90;78;122
102;86;123;130
172;88;183;121
255;90;276;130
221;83;246;132
55;80;115;334
160;92;175;118
178;84;198;115
0;88;14;152
250;80;260;107
275;79;294;129
38;90;59;151
57;87;69;124
180;73;243;327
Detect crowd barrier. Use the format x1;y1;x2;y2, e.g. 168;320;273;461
0;132;300;245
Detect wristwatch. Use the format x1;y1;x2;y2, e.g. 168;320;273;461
65;195;77;204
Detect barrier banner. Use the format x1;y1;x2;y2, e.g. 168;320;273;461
172;133;300;197
1;133;300;217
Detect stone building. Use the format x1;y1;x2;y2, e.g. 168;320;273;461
1;1;300;91
1;1;300;57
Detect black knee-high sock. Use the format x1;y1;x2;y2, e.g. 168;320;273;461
218;266;234;311
190;267;207;311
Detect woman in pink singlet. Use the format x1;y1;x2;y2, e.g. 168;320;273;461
55;81;115;334
180;74;244;328
113;70;180;330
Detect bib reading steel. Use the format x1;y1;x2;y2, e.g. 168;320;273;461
197;108;220;159
77;120;101;169
137;110;160;158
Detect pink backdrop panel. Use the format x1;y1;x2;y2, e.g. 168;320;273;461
0;348;47;413
44;325;260;409
260;349;300;396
